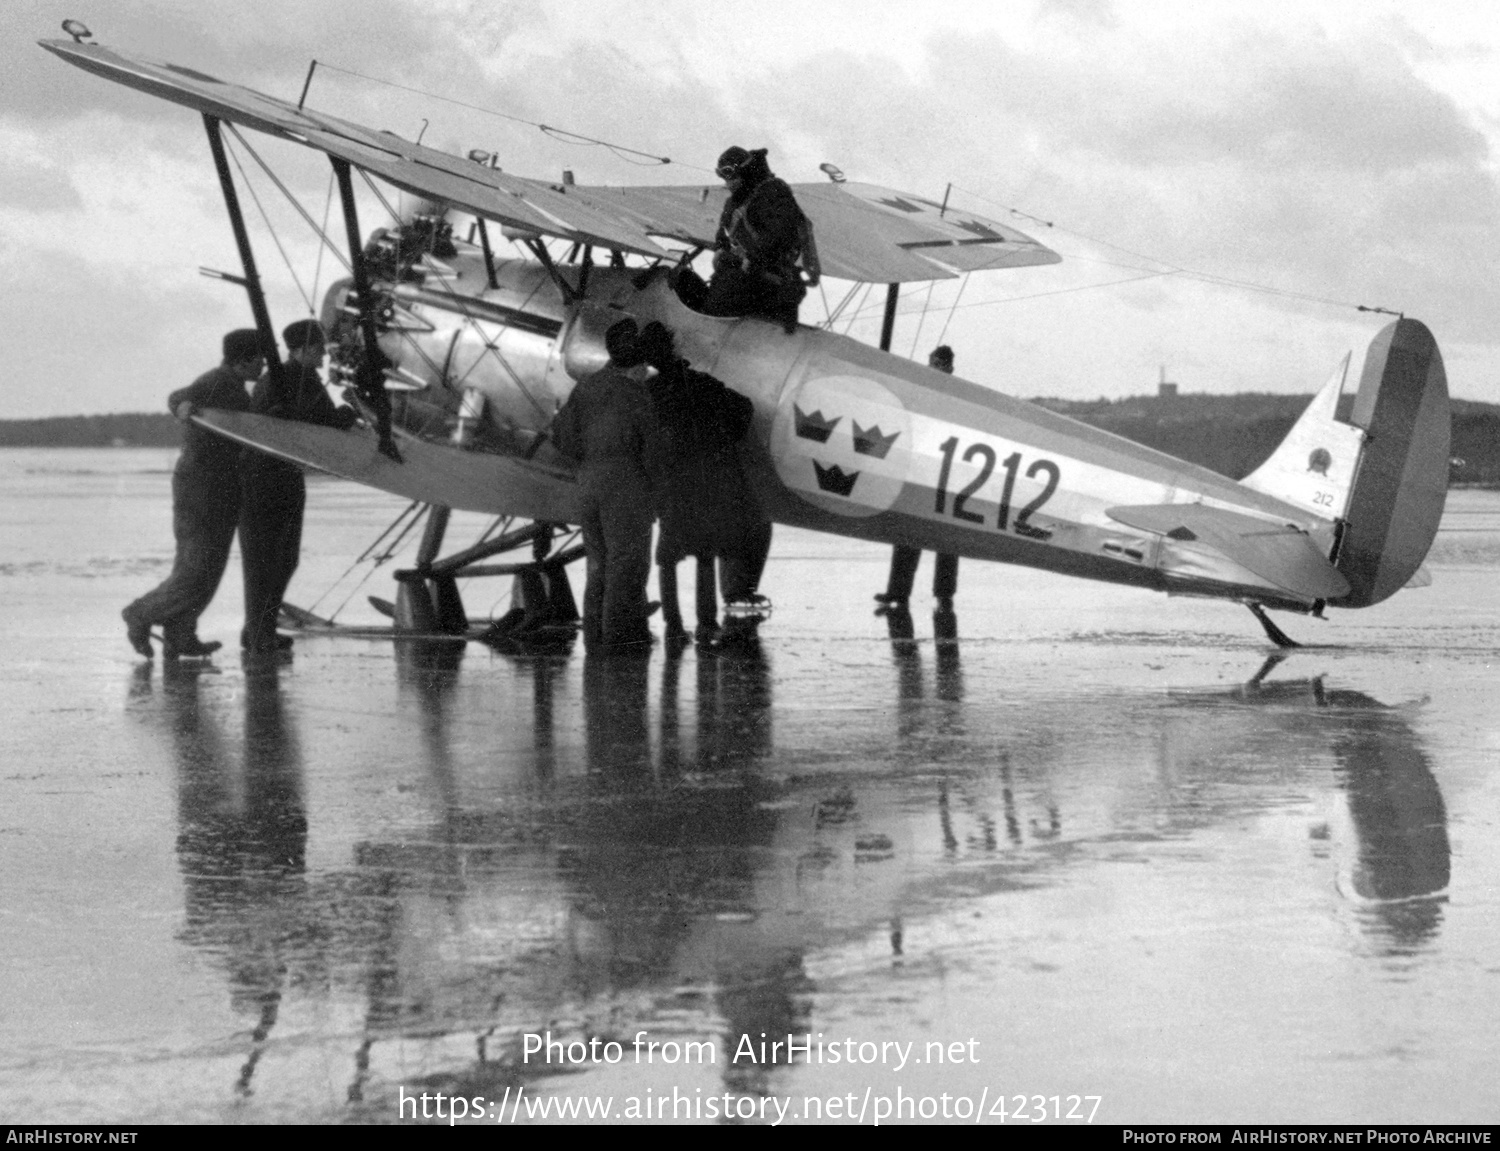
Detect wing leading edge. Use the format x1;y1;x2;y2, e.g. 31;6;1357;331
195;410;579;521
40;38;1059;284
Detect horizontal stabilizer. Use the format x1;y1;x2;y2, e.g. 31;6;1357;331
1107;503;1350;600
194;410;579;521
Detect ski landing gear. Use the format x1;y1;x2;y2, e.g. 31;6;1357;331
278;507;584;656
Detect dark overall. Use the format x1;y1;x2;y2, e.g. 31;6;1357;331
551;365;662;652
704;160;809;330
649;361;771;632
124;366;251;646
239;361;355;651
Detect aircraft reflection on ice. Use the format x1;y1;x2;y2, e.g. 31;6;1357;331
1189;655;1451;952
132;641;1448;1109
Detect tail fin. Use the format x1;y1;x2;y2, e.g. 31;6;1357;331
1330;318;1450;608
1241;352;1365;519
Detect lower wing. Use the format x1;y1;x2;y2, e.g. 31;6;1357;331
195;409;579;521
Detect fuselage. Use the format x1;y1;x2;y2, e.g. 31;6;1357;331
333;252;1337;613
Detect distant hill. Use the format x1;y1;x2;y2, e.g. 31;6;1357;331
4;397;1498;484
1032;393;1500;486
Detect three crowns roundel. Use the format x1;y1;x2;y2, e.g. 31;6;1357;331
771;375;912;517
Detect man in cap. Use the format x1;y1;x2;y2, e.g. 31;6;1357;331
122;329;264;659
551;318;663;653
876;345;960;612
239;318;358;654
704;146;817;332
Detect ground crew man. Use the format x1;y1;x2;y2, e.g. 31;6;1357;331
239;319;357;654
551;319;662;653
876;345;960;612
704;146;817;332
122;329;264;660
636;321;770;646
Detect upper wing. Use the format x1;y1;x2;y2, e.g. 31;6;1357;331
580;180;1060;282
789;182;1061;280
41;38;1059;283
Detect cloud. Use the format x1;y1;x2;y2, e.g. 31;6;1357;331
5;249;246;418
1037;0;1118;31
15;0;543;125
6;0;1499;414
0;157;82;215
729;22;1500;345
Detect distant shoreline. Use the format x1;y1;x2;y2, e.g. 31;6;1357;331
0;413;181;450
5;395;1498;484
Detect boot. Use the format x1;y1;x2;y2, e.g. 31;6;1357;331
241;629;294;652
122;606;153;658
164;636;223;660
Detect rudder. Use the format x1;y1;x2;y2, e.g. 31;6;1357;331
1331;318;1449;608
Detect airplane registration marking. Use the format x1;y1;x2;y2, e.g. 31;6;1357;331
948;440;993;524
935;435;1061;537
775;375;1171;535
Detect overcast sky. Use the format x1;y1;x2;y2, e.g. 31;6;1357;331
4;0;1498;417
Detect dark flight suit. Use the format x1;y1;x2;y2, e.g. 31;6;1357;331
239;360;355;651
882;546;959;605
124;366;253;647
705;160;809;329
552;365;662;652
649;361;770;634
648;366;768;621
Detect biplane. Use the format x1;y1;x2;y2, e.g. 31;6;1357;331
41;26;1451;648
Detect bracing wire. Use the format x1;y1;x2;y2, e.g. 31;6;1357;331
224;137;315;312
309;171;336;310
934;273;970;348
324;511;428;621
227;128;460;411
227;125;350;275
819;281;864;329
954;270;1177;309
838;282;875;337
355;167;403;225
907;280;936;359
837;269;1177;327
308;501;427;618
310;61;679;169
946;182;1389;315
